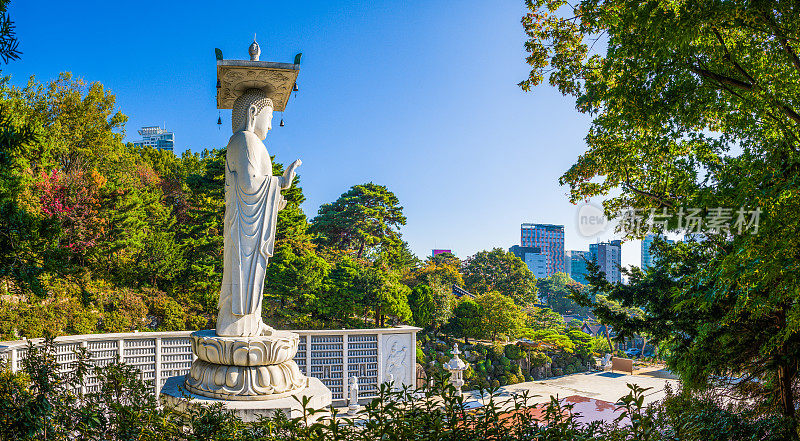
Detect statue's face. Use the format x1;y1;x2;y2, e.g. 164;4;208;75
252;106;273;140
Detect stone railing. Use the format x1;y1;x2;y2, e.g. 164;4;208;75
0;326;420;406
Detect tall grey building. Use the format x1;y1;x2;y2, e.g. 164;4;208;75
133;126;175;152
589;240;622;284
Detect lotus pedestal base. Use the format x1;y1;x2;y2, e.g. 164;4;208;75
160;375;332;422
185;330;310;401
162;329;333;421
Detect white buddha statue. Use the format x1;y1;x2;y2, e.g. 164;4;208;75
216;88;301;337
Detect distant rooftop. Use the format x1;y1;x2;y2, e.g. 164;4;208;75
138;126;170;136
134;126;174;152
521;223;564;230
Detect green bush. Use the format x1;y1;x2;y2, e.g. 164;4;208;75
2;338;795;441
530;351;551;367
490;343;505;360
504;343;524;360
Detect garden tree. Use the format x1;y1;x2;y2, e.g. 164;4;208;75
407;255;464;288
536;272;591;315
522;0;800;417
361;261;412;327
474;291;525;341
309;183;406;259
0;0;20;64
314;256;372;327
264;245;329;322
461;248;537;305
176;149;226;311
0;74;131;296
425;279;454;333
445;298;483;344
428;251;460;268
566;329;594;362
408;284;435;329
0;83;47;296
44;74;127;174
526;306;565;333
381;238;420;272
407;281;453;333
519;327;573;352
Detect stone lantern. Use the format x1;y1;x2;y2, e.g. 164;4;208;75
444;343;468;395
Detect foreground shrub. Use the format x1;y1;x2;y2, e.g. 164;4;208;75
0;338;795;440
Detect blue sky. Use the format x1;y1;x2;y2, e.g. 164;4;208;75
7;0;642;268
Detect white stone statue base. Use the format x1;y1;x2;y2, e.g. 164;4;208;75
185;330;308;400
160;375;332;422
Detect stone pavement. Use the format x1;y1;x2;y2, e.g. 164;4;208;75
331;366;680;415
461;366;680;410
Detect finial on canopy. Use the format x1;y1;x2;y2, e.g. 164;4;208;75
216;37;300;111
249;35;261;61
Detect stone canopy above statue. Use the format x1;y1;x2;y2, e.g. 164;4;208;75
216;39;300;112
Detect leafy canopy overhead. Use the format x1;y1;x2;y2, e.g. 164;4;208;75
522;0;800;418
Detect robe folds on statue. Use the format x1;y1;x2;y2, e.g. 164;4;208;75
217;131;286;337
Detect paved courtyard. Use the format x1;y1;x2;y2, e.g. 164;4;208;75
462;366;680;409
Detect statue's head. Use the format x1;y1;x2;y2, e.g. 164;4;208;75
231;88;274;140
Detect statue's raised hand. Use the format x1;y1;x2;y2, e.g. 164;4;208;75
280;159;302;190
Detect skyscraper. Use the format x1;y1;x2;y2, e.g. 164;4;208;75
566;250;592;285
589;240;622;284
641;234;674;271
520;223;565;277
509;245;547;279
133;126;175;152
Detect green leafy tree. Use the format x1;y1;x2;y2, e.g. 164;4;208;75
536;272;590;315
474;291;525;341
264;160;331;326
408;282;453;333
176;149;225;312
462;248;537;305
265;245;329;321
446;298;483;344
428;251;460;268
408;284;435;329
316;256;366;324
362;262;412;327
522;0;800;418
310;183;406;259
526;306;565;333
407;256;464;289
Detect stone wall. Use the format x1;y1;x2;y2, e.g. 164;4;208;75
0;326;419;406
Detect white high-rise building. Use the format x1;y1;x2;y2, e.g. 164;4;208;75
133;126;175;152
